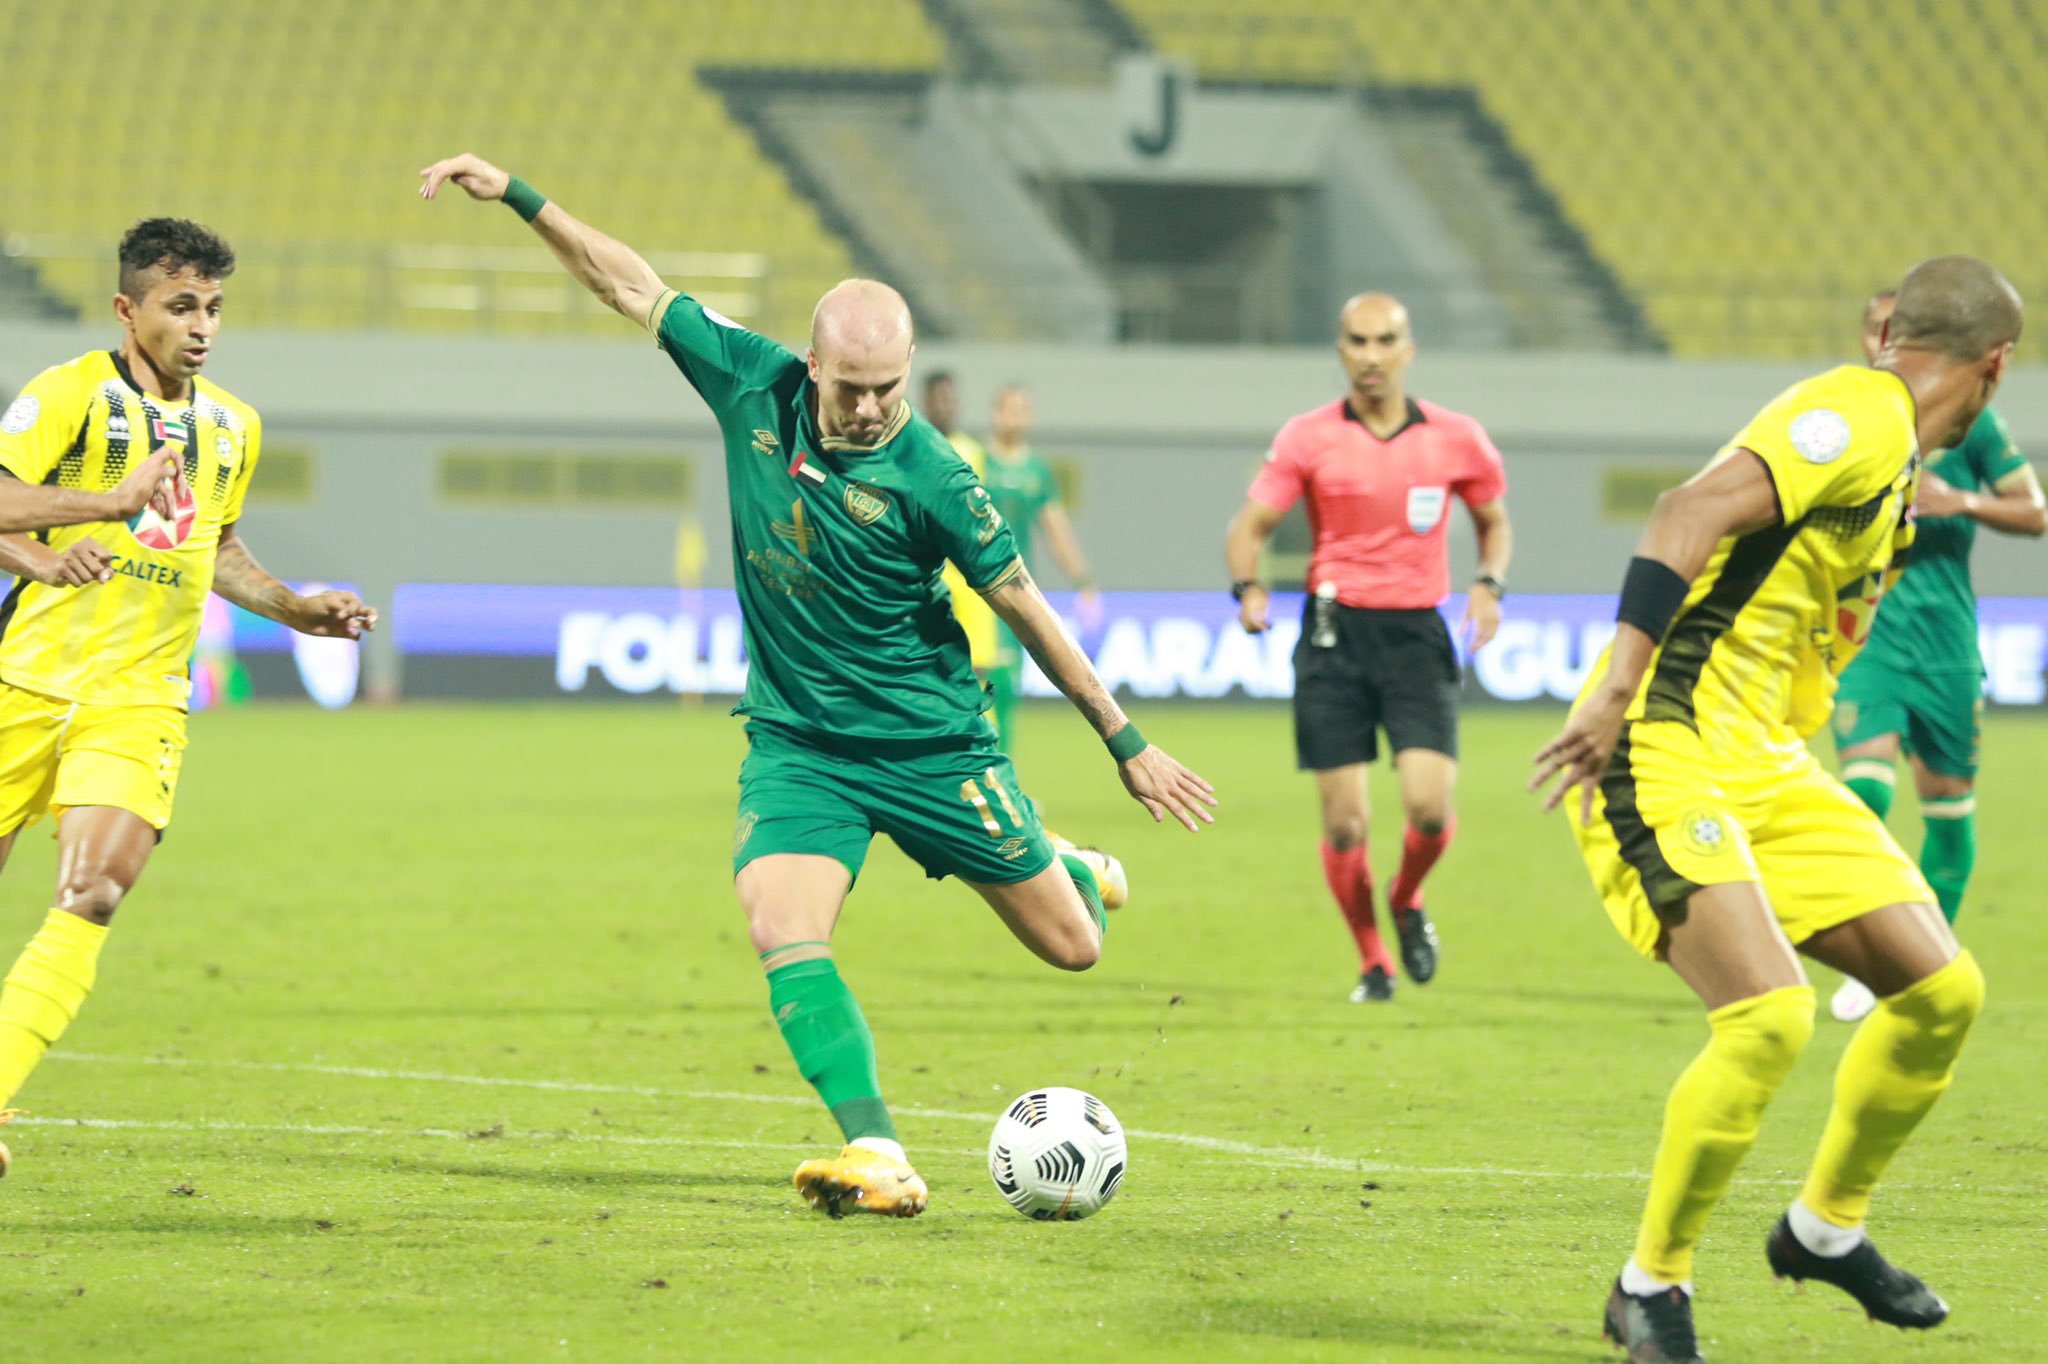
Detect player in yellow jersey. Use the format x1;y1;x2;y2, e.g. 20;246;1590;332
0;219;377;1177
1531;257;2019;1362
925;372;1002;685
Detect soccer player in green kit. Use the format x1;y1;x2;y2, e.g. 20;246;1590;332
983;384;1101;749
420;154;1216;1217
1831;288;2046;1022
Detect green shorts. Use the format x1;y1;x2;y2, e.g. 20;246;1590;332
733;720;1056;885
1832;656;1983;779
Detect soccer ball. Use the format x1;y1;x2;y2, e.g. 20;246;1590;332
988;1086;1127;1220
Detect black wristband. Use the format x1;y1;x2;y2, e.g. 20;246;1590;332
1230;579;1259;602
1616;556;1689;642
1474;574;1506;600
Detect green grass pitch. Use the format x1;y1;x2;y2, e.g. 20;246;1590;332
2;701;2043;1361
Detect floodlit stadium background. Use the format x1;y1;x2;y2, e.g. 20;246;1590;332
4;0;2046;708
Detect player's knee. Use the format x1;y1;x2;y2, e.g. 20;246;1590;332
1896;949;1985;1046
1322;816;1367;850
57;873;129;926
1714;986;1815;1084
1043;920;1101;972
1407;809;1450;838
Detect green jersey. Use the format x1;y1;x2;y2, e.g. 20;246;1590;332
649;288;1023;743
1860;405;2028;675
983;448;1060;567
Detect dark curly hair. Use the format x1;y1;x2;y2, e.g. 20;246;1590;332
117;218;236;298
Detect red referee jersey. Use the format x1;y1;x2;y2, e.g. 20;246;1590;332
1248;396;1506;610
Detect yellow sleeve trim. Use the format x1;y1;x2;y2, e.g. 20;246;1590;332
975;557;1026;596
644;287;680;337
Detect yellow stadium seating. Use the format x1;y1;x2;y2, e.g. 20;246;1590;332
0;0;942;341
1120;0;2048;356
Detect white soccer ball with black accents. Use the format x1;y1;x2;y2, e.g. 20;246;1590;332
988;1086;1127;1220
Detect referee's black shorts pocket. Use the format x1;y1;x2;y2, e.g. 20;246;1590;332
1292;633;1380;770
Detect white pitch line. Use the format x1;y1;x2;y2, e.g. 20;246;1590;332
47;1050;1677;1182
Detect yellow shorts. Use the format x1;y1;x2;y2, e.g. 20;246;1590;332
942;562;1000;672
0;683;187;835
1569;720;1931;959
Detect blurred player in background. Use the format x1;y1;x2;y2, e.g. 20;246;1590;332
0;219;377;1176
421;153;1214;1218
1225;293;1511;1002
1829;288;2044;1022
982;385;1100;751
926;371;1002;698
1534;257;2018;1361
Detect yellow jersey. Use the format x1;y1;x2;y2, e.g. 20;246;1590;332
0;350;261;707
940;429;1000;668
1584;365;1919;761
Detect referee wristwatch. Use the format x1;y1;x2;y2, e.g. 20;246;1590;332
1230;579;1261;602
1474;574;1506;600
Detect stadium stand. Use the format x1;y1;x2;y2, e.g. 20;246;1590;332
1119;0;2048;356
0;0;942;341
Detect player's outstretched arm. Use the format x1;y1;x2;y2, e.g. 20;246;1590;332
0;531;115;587
212;525;378;639
1919;465;2048;536
0;448;177;534
1530;451;1778;819
986;566;1216;831
418;153;666;327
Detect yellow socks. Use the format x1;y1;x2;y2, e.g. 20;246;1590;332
1801;950;1983;1229
1635;985;1816;1282
0;909;109;1106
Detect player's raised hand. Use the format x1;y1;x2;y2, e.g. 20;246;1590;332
293;590;379;639
418;154;510;203
1914;472;1969;519
107;447;180;521
1118;744;1217;831
1529;689;1630;822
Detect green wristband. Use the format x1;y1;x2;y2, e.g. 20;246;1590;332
503;176;547;223
1106;722;1147;762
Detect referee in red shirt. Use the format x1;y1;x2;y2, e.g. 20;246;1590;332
1225;293;1513;1002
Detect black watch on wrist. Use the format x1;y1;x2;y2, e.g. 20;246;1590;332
1474;574;1506;600
1230;579;1260;602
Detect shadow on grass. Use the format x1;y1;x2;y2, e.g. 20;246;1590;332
1153;1296;1597;1359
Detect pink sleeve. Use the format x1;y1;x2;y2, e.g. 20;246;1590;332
1247;421;1310;512
1455;421;1506;507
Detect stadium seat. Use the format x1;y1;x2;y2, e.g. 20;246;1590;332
1120;0;2048;355
0;0;940;342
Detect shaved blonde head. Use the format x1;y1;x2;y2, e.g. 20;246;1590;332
810;278;914;362
806;278;916;446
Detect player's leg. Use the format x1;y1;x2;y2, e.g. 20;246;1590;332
732;727;923;1216
1380;610;1461;983
1312;765;1394;1000
1903;675;1982;926
1295;613;1392;1000
1570;726;1808;1356
1826;681;1908;1021
1755;767;1969;1327
0;806;158;1112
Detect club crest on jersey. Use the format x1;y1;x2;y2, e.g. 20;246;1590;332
127;473;199;551
843;483;891;526
1;394;38;434
1789;409;1850;464
1680;808;1731;857
215;430;237;464
1406;485;1447;534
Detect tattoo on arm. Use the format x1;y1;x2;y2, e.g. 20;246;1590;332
211;528;300;623
987;566;1127;740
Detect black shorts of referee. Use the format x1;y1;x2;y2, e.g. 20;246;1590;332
1292;601;1460;770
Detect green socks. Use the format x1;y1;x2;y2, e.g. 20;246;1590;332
1059;851;1107;936
764;955;897;1144
1840;760;1895;820
1920;798;1975;925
